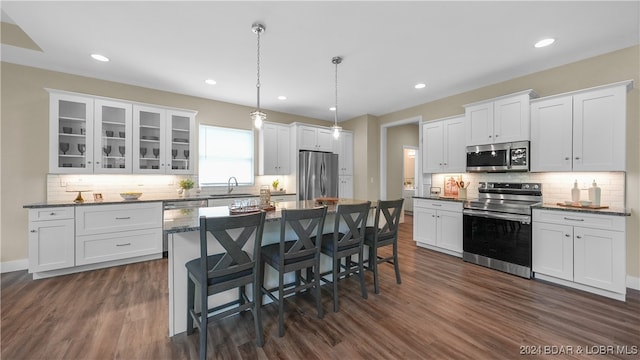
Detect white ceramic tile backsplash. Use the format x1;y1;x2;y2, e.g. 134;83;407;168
431;172;626;209
47;174;295;203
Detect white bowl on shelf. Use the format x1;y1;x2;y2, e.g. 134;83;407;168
120;192;142;200
579;200;592;207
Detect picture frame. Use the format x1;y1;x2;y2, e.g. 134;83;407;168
93;193;103;202
443;176;459;198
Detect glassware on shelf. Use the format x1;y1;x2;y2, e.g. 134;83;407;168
59;142;70;155
78;144;86;155
140;147;147;158
118;146;126;157
184;150;189;159
103;145;112;156
172;149;178;159
152;148;160;159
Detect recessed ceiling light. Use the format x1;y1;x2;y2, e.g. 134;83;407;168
534;38;555;48
414;83;426;89
205;79;217;85
277;95;287;100
329;107;336;111
90;54;109;62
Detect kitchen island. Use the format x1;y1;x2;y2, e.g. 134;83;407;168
164;199;373;336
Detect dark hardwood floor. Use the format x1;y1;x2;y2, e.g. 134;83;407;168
2;215;639;359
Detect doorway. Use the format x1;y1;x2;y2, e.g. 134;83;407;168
402;146;418;215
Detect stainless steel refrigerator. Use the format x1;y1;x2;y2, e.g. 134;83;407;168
298;151;339;200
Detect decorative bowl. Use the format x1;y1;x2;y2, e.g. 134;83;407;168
120;192;142;200
579;200;592;207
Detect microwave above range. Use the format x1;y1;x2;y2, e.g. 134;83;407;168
466;141;529;172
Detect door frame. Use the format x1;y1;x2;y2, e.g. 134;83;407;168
379;116;422;200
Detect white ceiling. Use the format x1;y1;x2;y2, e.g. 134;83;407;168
2;1;639;122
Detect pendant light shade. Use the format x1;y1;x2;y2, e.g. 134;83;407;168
331;56;342;139
251;23;266;129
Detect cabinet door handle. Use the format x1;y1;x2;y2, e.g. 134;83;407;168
115;217;131;220
575;156;581;160
564;234;571;237
30;230;37;233
116;243;131;247
564;157;570;160
495;134;499;138
50;212;56;216
576;235;582;239
488;135;492;138
563;217;584;222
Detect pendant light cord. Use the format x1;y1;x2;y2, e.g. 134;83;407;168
256;26;262;111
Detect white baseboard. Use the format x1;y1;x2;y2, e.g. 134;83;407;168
627;275;640;290
1;259;28;273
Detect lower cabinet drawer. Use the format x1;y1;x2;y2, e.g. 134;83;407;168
76;202;162;236
75;228;162;265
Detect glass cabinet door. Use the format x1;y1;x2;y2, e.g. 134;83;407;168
49;92;94;173
94;99;132;173
166;110;195;174
133;105;166;174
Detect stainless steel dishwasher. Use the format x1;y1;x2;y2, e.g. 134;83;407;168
163;199;208;255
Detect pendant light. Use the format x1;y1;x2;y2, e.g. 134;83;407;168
331;56;343;139
250;23;266;129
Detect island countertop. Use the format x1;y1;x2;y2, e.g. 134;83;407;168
164;199;373;234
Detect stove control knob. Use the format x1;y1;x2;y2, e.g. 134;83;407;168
533;184;540;190
523;184;530;189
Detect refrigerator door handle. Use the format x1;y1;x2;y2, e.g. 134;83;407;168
320;159;326;196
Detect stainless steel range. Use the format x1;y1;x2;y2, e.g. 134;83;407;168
462;182;542;278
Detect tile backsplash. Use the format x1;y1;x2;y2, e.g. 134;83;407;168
47;174;294;203
430;172;626;209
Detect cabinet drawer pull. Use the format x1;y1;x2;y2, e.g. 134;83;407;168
563;217;584;222
431;204;442;207
50;212;56;216
115;217;131;220
116;243;131;247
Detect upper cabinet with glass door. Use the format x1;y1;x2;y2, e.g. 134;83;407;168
166;110;195;174
133;105;195;174
94;99;132;173
49;92;94;174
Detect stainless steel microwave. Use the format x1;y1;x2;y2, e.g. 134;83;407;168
466;141;529;172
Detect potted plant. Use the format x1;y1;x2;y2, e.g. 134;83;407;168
178;178;195;197
271;179;279;191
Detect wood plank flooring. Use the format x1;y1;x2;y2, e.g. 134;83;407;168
2;215;639;359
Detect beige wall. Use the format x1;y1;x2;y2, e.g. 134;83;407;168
370;45;639;279
386;124;419;201
0;62;330;263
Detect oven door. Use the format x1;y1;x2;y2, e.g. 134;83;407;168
462;209;532;277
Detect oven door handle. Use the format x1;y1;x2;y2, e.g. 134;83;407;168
463;209;531;224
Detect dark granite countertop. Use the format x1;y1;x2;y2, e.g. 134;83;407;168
533;203;630;217
164;199;373;234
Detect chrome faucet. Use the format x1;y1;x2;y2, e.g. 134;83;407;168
227;176;238;194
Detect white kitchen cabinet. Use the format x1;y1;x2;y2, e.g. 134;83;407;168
532;208;626;300
259;122;291;175
49;91;95;173
93;99;133;173
133;105;196;174
339;175;354;199
334;130;354;175
532;221;573;281
531;81;631;172
28;207;75;272
49;89;196;175
297;125;333;152
422;116;465;173
75;202;163;265
464;90;535;146
413;198;462;256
